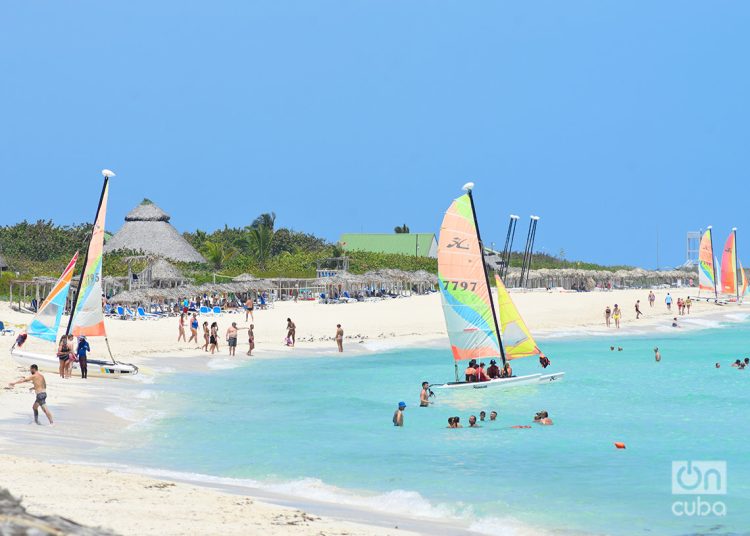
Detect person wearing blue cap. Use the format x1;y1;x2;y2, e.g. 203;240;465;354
393;401;406;426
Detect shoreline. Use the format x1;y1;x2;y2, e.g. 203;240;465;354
1;289;747;535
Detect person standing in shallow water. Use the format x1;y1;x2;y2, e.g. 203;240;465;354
654;347;661;362
393;401;406;426
335;324;344;353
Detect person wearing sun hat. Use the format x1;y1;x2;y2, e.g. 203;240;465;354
392;401;406;426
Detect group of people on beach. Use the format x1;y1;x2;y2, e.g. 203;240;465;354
55;334;90;379
604;292;694;329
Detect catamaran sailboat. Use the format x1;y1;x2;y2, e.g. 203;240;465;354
10;170;138;378
432;183;564;391
720;228;748;303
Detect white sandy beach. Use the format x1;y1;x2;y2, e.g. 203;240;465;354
0;287;741;535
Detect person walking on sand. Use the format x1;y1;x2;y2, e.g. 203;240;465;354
57;335;70;378
648;291;656;308
605;306;612;327
201;321;210;352
685;297;692;314
286;318;296;347
77;335;90;379
178;313;187;342
209;322;219;354
226;322;238;357
188;313;199;344
246;324;255;356
245;297;254;322
635;300;643;319
393;401;406;426
6;365;53;425
665;293;673;311
335;324;344;353
654;347;661;362
612;304;622;329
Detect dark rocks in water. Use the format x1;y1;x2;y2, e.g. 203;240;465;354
0;487;117;535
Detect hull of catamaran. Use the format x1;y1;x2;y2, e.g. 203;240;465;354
537;371;565;384
433;373;543;390
10;349;138;378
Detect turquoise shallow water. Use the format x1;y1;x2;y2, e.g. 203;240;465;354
117;322;750;535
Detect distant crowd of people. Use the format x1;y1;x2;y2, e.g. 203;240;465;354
604;291;694;329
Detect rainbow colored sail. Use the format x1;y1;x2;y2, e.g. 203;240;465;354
698;228;717;295
438;193;502;362
71;180;109;337
495;274;539;360
721;230;739;297
28;252;79;342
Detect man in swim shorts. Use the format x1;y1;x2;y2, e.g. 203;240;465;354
393;401;406;426
419;382;431;407
7;364;53;425
226;322;238;356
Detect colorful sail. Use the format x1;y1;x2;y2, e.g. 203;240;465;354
438;193;502;362
28;253;79;342
495;274;540;359
740;261;748;297
721;230;738;296
71;180;109;337
698;228;717;295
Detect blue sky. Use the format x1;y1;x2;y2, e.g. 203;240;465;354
2;2;748;267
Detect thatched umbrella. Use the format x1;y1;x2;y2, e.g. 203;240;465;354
104;199;206;263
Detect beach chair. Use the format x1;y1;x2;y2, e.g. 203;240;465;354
137;307;159;320
116;306;128;319
0;321;15;336
124;306;138;320
199;305;211;316
212;306;222;316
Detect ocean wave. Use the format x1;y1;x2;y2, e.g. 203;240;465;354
206;358;243;370
58;462;545;534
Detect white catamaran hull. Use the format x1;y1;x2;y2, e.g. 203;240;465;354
10;349;138;378
434;373;543;390
538;372;565;383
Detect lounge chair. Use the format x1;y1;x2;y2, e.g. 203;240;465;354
199;305;211;316
137;307;159;320
212;306;222;316
0;321;15;336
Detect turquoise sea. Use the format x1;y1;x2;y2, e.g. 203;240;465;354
113;319;750;535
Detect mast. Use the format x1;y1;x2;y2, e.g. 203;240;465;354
734;228;740;302
65;174;110;336
463;183;507;367
708;226;718;301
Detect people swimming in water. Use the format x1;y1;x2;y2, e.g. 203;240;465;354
479;411;486;421
468;415;480;428
489;411;497;421
534;410;553;425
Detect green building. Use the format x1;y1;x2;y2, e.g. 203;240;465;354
339;233;438;258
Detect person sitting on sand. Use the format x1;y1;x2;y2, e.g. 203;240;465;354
468;415;480;428
501;362;513;378
534;410;553;425
539;353;551;368
487;359;500;378
393;402;406;427
476;363;490;382
464;360;477;382
490;411;498;421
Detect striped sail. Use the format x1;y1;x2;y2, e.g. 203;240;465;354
71;180;109;337
438;193;501;362
721;230;738;296
28;253;79;342
698;229;716;294
495;274;539;359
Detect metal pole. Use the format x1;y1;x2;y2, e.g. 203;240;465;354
465;186;507;366
500;215;519;280
519;217;534;287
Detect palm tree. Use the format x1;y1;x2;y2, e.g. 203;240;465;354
251;212;276;232
202;241;236;270
394;224;410;234
247;224;274;269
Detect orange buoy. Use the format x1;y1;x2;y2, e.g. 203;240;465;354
614;442;626;449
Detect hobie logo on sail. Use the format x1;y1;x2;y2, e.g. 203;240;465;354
447;237;469;249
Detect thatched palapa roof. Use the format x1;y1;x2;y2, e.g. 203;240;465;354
104;199;206;264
